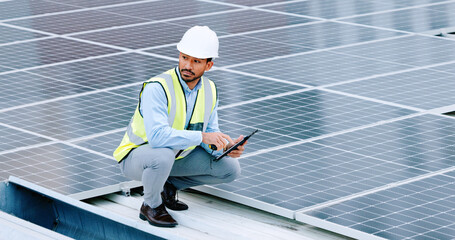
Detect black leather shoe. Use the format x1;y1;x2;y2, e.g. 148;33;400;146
161;181;189;211
139;203;178;227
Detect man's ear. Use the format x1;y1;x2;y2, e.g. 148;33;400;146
205;60;214;71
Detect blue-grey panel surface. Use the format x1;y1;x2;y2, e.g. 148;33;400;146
329;68;455;110
0;143;127;195
5;10;148;35
231;50;410;86
212;0;289;6
101;0;237;21
164;9;316;34
0;71;93;110
149;35;312;67
0;0;80;20
305;173;455;240
28;53;175;89
340;7;455;33
0;38;121;70
233;21;407;50
73;131;125;157
205;70;299;106
333;35;455;67
314;114;455;172
72;22;197;49
46;0;142;8
214;142;427;211
218;90;416;139
0;92;136;141
0;25;48;44
0;124;50;153
262;0;396;19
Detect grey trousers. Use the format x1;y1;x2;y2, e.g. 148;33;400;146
119;145;241;208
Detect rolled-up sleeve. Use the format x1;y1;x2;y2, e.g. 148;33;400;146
141;83;202;149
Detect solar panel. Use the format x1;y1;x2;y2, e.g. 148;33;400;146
2;0;455;239
333;35;455;67
0;143;127;195
224;21;407;50
302;172;455;239
0;25;49;44
230;50;411;86
0;37;121;70
261;0;397;19
329;67;455;110
341;7;455;33
0;0;79;20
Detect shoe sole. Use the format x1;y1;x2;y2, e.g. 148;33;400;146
139;213;178;228
164;204;188;211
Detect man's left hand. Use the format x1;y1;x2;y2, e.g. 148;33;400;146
226;135;247;158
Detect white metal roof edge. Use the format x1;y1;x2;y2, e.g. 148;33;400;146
192;185;295;219
295;212;387;240
0;210;74;240
7;176;185;240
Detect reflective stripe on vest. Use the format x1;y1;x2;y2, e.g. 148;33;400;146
113;69;216;162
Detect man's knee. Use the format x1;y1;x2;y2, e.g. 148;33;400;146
220;159;241;183
141;147;175;170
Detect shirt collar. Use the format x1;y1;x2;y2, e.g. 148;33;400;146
176;66;202;93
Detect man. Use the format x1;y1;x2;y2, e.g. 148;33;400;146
113;26;246;228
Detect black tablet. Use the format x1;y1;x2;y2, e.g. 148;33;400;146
213;129;258;162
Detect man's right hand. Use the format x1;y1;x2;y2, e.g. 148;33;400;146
202;132;234;151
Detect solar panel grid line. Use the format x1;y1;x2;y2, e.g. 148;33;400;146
329;36;455;70
338;6;455;40
141;20;326;52
248;0;310;8
0;0;151;23
262;0;455;40
65;7;247;38
306;175;455;239
240;112;425;159
0;0;82;22
295;189;454;240
136;50;179;62
223;22;407;50
194;0;251;9
0;21;59;37
334;17;455;43
66;127;126;144
331;0;455;21
0;35;54;47
308;143;428;175
222;33;410;69
218;88;310;110
0;140;58;156
320;88;425;112
251;4;326;21
319;58;455;89
0;43;125;76
0;79;139;114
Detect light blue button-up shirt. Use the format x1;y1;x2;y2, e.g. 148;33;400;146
140;67;222;156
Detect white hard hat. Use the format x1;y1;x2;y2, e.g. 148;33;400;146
177;26;219;59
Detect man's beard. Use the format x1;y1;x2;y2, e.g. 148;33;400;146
180;69;201;82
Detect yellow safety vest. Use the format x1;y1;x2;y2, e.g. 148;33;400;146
113;68;217;162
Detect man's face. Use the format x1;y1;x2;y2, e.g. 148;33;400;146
178;53;213;83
